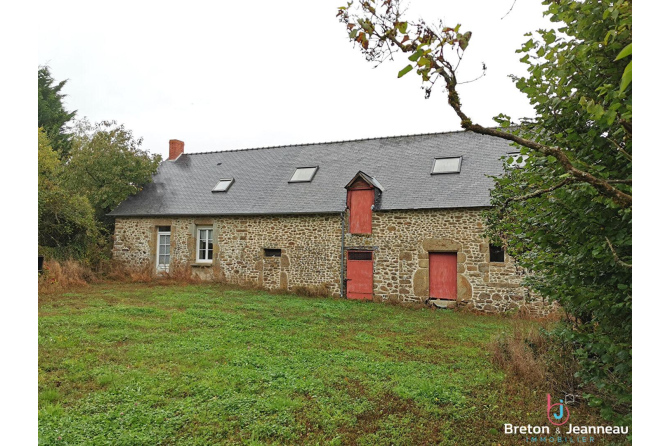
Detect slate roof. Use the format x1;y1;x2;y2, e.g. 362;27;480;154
109;130;515;217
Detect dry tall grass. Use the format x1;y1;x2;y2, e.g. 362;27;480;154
291;283;331;298
38;259;97;292
490;318;581;399
38;259;203;293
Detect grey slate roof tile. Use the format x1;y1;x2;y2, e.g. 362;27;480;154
109;130;515;217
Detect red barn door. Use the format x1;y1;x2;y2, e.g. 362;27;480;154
346;251;373;300
429;252;457;300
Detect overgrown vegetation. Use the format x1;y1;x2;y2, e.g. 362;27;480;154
491;320;581;402
38;128;101;262
487;1;632;423
66;119;161;228
338;0;631;423
38;258;205;293
39;284;626;445
37;66;161;266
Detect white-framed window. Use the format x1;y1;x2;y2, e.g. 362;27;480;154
156;226;171;272
196;227;214;263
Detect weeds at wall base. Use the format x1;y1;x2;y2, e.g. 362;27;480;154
489;318;585;405
38;259;203;293
38;259;338;298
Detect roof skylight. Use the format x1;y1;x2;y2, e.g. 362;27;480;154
431;157;462;174
289;166;318;183
212;178;234;192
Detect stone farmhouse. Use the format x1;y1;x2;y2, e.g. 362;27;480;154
110;131;550;314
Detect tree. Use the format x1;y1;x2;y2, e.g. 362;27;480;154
65;119;162;228
339;0;631;422
38;128;99;261
38;66;76;158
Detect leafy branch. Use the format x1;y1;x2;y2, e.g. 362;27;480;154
605;237;632;269
338;0;632;208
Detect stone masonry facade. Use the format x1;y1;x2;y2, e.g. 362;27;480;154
113;208;552;315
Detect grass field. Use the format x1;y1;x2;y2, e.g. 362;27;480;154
38;283;611;445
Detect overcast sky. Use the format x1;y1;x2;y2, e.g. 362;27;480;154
38;0;551;159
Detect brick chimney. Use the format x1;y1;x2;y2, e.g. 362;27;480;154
168;139;184;160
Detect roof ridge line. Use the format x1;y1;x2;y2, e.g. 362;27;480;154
185;129;471;156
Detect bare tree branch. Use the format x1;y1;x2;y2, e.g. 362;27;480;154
501;0;518;20
502;178;574;207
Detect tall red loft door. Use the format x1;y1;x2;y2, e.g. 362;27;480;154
346;251;374;300
429;252;457;300
348;188;374;234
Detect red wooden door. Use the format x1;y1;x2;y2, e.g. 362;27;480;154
348;188;374;234
346;251;373;300
429;252;457;300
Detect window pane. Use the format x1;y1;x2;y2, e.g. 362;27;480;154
207;234;213;260
212;179;233;192
290;167;318;182
432;157;461;173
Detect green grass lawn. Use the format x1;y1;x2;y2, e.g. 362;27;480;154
38;283;586;445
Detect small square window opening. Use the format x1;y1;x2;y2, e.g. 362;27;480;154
264;248;281;257
489;244;505;263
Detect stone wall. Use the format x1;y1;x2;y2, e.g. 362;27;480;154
114;214;343;295
113;208;552;315
344;209;551;315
